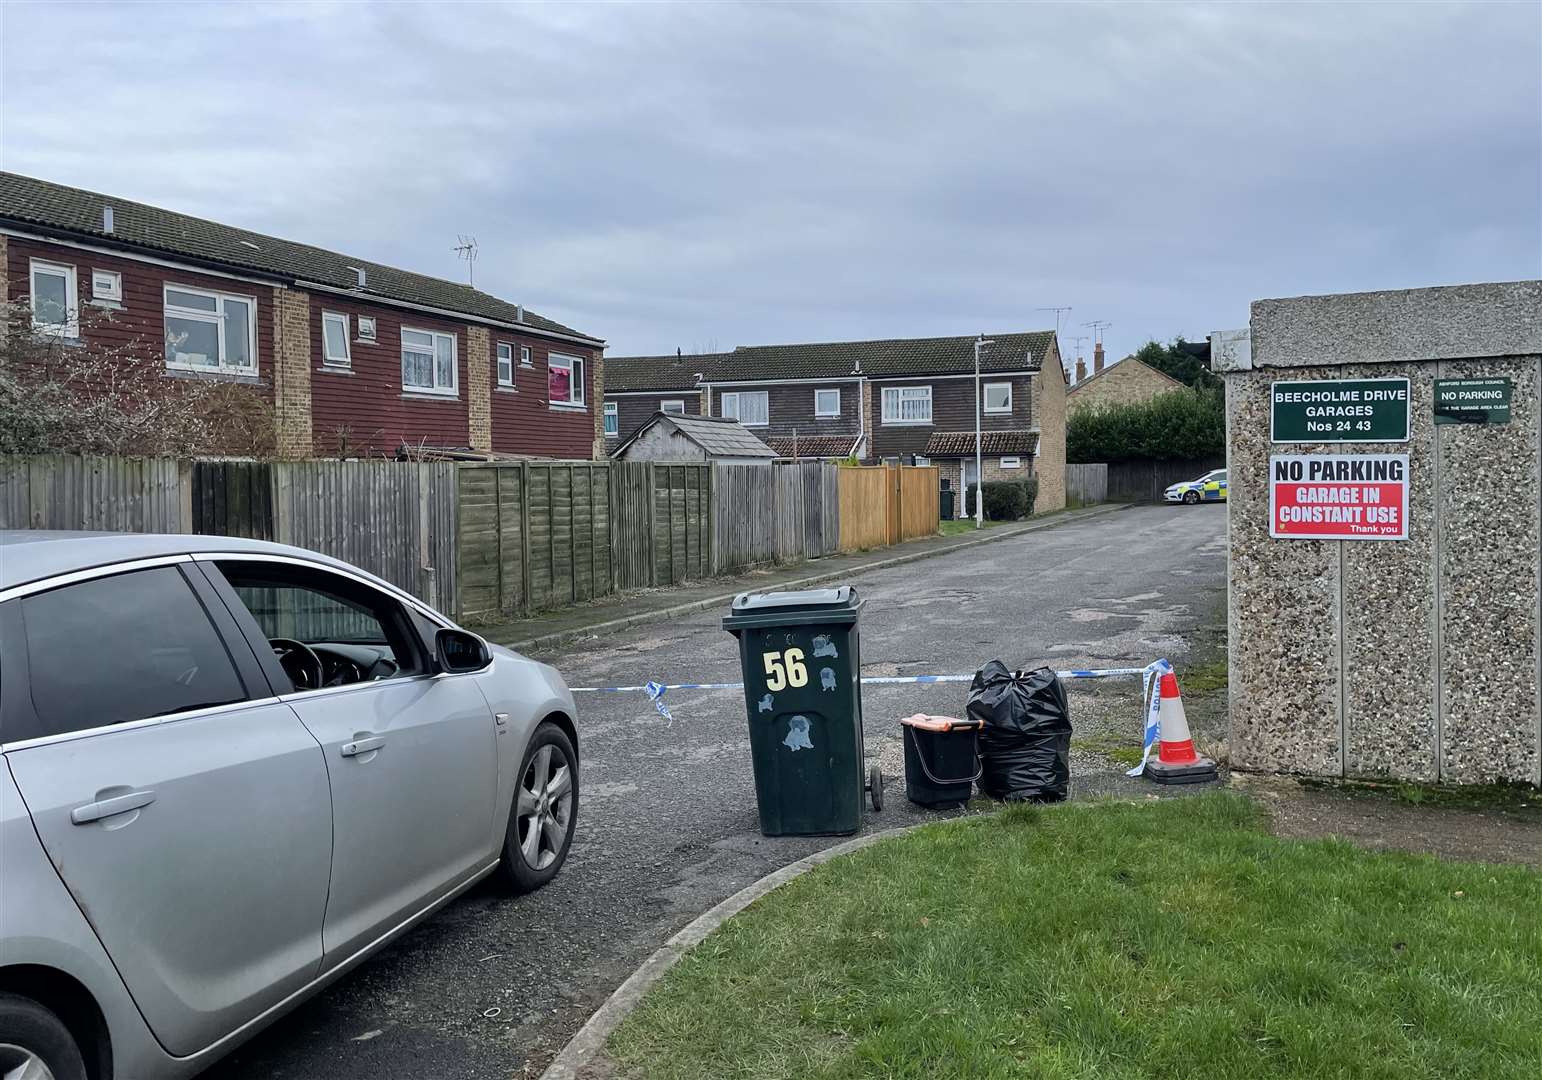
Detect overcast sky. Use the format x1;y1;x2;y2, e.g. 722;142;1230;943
2;2;1538;368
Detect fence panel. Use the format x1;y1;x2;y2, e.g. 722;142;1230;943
1104;456;1225;503
897;465;940;541
611;460;654;591
651;463;711;586
0;455;190;532
837;466;892;551
713;463;774;572
1065;463;1109;507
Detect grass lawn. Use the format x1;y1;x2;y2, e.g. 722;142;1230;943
939;518;1010;536
610;793;1541;1079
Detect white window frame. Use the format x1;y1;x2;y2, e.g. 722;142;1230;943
496;342;516;387
163;282;258;374
881;385;932;425
984;381;1013;414
914;455;931;467
321;311;351;368
660;399;686;415
520;345;533;367
90;268;122;304
400;326;458;396
29;258;78;337
814;388;841;417
356;315;377;342
604;401;619;436
1000;456;1022;469
548;352;586;407
720;390;769;426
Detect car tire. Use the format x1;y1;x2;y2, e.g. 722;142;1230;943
0;993;88;1080
1182;491;1200;504
495;721;579;894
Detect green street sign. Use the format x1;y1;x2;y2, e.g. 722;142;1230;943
1271;378;1410;443
1434;377;1511;425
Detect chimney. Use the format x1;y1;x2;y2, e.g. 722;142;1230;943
1075;358;1087;383
1093;342;1105;374
102;205;114;233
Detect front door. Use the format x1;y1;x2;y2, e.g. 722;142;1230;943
962;458;980;517
2;564;332;1056
203;558;500;967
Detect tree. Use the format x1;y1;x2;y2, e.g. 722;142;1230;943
0;298;275;456
1131;337;1221;391
1067;386;1225;463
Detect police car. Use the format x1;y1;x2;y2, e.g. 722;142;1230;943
1164;468;1228;504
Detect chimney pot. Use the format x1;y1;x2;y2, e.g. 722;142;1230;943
1075;358;1088;383
102;205;114;233
1093;342;1105;374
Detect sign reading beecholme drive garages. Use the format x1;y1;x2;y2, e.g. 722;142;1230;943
1271;378;1410;442
1434;377;1511;425
1270;454;1409;541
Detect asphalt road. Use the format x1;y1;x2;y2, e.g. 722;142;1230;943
211;502;1227;1080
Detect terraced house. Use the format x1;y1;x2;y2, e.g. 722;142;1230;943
0;172;605;459
605;331;1068;511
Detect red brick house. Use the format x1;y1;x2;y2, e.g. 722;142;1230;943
604;332;1068;511
0;172;606;459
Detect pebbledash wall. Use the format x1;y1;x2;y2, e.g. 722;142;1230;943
2;234;606;461
1216;280;1542;785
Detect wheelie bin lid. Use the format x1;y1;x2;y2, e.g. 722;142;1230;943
899;714;982;733
722;585;862;632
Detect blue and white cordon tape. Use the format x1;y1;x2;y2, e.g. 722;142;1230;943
572;659;1174;776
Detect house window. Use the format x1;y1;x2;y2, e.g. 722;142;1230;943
401;327;457;395
984;382;1012;413
321;312;351;367
881;386;932;424
661;399;686;415
497;342;515;387
520;345;532;367
815;388;841;417
914;456;930;467
1000;456;1022;469
604;402;619;436
721;390;768;426
91;269;123;304
549;352;585;406
29;259;78;337
357;316;377;342
164;284;256;373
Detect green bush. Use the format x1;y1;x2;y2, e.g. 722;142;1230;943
965;476;1038;521
1067;386;1224;463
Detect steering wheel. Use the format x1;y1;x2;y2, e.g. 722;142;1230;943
269;638;325;692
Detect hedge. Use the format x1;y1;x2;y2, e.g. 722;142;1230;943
1067;386;1225;463
965;475;1039;521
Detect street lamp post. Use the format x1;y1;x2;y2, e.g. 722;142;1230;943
973;334;994;529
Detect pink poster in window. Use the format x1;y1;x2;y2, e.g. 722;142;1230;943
549;364;570;402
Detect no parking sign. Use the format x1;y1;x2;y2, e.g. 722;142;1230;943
1269;454;1409;541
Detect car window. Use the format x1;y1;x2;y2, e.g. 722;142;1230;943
212;561;422;692
20;566;246;738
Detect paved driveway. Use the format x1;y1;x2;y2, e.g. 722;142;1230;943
212;503;1227;1079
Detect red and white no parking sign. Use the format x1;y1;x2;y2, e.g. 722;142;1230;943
1269;454;1409;541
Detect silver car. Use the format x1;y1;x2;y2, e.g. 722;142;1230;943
0;532;580;1080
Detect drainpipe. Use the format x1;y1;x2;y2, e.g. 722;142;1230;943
974;335;994;528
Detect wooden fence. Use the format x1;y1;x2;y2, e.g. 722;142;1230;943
1065;463;1109;508
837;465;939;551
1104;456;1225;503
714;462;840;573
1;455;457;611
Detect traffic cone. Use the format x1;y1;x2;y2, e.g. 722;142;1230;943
1144;671;1218;785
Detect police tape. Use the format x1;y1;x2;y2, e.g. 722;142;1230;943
575;660;1172;775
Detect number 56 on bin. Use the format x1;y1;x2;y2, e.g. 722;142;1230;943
763;648;808;691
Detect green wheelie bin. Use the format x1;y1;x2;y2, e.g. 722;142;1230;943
722;586;882;836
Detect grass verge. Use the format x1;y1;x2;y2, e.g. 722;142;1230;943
610;793;1541;1080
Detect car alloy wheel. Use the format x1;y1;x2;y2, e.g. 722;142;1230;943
1183;491;1200;504
0;1043;56;1080
516;742;574;871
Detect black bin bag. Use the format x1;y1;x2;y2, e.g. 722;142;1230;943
968;661;1072;802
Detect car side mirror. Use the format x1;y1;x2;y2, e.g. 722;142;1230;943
435;628;492;674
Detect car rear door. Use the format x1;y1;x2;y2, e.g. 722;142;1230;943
0;560;332;1057
200;556;500;969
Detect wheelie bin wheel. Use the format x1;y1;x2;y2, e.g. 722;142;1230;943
868;766;884;811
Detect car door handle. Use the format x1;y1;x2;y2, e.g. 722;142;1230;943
71;789;157;825
340;736;385;758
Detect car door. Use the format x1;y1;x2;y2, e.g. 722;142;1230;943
0;561;332;1057
200;556;500;969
